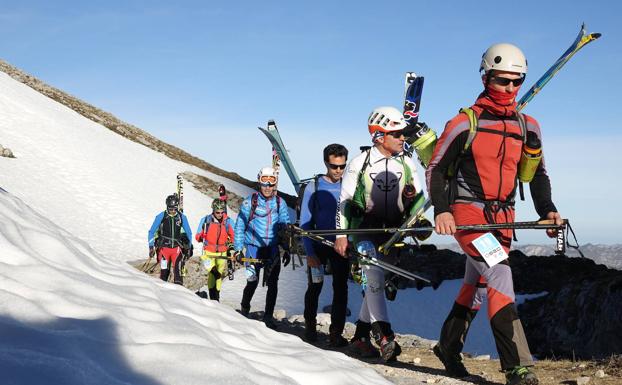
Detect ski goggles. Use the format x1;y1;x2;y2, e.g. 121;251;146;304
326;163;347;170
259;175;277;184
491;76;525;87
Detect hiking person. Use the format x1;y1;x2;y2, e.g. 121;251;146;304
334;106;423;362
426;43;563;385
299;143;350;346
233;166;291;329
195;199;235;301
148;194;193;285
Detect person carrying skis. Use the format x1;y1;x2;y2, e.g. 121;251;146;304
334;106;423;363
426;43;563;385
195;199;235;301
234;166;291;329
148;194;193;285
300;143;350;346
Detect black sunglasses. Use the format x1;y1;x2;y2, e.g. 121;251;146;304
491;76;525;87
386;130;405;138
326;163;347;170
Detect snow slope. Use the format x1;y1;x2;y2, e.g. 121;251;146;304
0;70;252;261
0;181;388;384
0;71;389;384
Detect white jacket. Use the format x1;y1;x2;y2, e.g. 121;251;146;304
336;146;422;233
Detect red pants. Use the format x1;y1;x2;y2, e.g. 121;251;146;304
158;247;183;285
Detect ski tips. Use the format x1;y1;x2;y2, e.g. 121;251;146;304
580;22;602;41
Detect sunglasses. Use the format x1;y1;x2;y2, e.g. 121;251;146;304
259;181;276;188
326;163;347;170
214;211;225;215
259;175;277;184
386;130;406;138
491;76;525;87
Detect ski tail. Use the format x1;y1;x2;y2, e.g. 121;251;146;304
403;73;424;127
176;174;184;212
258;120;302;193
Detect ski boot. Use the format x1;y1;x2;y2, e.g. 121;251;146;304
433;344;469;378
348;337;379;358
328;333;348;348
505;366;538;385
372;321;401;363
304;318;318;342
239;305;250;317
378;336;402;363
263;315;278;330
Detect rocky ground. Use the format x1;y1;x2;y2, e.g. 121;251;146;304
131;259;622;385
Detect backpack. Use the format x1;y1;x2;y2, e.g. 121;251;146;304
349;148;413;229
450;107;528;200
155;212;189;248
295;174;323;224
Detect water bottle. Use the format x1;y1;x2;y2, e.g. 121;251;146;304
406;122;438;168
517;131;542;183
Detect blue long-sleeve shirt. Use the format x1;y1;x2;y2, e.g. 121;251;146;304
299;176;341;257
148;211;192;248
234;193;290;251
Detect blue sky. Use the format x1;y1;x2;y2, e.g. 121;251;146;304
1;0;620;244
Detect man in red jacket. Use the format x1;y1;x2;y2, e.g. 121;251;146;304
426;43;562;385
195;199;235;301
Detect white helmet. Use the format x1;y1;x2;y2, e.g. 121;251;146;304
257;166;277;182
368;106;407;135
480;43;527;75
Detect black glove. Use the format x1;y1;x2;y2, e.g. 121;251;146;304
282;251;291;267
149;246;155;258
185;244;194;258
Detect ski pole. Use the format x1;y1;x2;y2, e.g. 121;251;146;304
289;226;433;284
206;255;265;263
296;219;567;236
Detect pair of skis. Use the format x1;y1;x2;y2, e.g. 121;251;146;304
258;120;302;194
258;120;305;270
288;225;436;286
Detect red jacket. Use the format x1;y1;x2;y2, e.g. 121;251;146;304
426;93;556;219
195;214;235;253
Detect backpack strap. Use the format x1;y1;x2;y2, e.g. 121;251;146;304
516;112;528;201
310;174;322;214
249;192;282;224
459;107;479;154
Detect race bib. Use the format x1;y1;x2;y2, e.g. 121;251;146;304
471;232;508;268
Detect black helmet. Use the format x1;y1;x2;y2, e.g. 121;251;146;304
166;194;179;209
